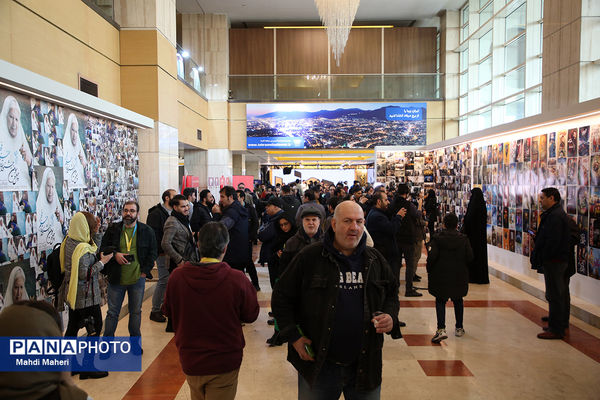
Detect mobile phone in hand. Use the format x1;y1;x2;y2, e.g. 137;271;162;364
124;254;135;263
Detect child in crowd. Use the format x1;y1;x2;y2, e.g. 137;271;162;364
426;213;473;343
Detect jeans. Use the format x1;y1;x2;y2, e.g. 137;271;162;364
151;255;170;313
435;297;464;330
398;243;415;291
297;362;380;400
104;277;145;337
543;261;570;334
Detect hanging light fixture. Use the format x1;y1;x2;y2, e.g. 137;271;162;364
314;0;360;66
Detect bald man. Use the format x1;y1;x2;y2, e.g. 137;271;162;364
272;201;401;400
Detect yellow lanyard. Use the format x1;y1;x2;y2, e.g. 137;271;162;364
200;257;219;263
124;223;137;252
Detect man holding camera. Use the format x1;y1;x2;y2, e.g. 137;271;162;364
101;201;158;345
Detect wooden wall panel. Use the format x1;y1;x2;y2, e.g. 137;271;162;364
276;29;328;74
331;29;382;74
384;27;437;73
230;28;274;74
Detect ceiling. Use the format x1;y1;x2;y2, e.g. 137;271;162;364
177;0;466;24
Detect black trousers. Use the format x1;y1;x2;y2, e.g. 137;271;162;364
543;261;570;334
65;304;103;337
245;240;259;286
435;297;464;330
397;243;415;291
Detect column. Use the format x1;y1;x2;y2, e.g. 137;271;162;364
117;0;179;220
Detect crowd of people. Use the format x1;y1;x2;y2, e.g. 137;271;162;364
0;178;576;400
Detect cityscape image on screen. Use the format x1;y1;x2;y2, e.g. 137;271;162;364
246;102;427;149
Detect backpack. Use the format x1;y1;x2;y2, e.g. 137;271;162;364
46;242;64;298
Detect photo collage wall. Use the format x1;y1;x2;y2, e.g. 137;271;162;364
376;143;472;223
376;124;600;282
474;125;600;281
0;88;139;311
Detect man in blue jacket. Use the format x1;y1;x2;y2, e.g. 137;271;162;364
530;187;572;339
212;186;249;274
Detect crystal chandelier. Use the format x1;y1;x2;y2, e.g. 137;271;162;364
314;0;360;66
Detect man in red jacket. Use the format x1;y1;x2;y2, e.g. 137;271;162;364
162;222;259;400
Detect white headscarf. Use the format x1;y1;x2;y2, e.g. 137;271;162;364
36;168;64;251
0;96;32;190
62;113;86;188
3;266;29;307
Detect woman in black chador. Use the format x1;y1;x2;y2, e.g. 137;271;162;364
424;189;439;234
462;187;490;283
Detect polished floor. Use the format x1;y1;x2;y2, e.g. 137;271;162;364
77;251;600;400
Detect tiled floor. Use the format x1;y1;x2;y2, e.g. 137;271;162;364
77;252;600;400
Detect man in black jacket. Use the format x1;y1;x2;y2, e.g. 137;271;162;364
146;188;176;323
237;189;260;291
530;187;572;339
390;184;422;297
191;189;214;233
101;201;158;343
281;184;301;217
366;191;406;282
272;201;400;399
212;186;249;273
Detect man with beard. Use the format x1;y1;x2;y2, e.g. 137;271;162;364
236;189;260;291
272;201;401;399
192;189;215;233
147;188;176;323
390;184;422;297
101;201;158;350
212;186;249;274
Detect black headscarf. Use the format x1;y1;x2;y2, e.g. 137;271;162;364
465;187;487;224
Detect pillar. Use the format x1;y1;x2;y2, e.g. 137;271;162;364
117;0;179;220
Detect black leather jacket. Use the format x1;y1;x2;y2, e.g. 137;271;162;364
272;228;400;391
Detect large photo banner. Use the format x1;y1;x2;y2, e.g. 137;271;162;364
247;102;427;149
0;88;139;311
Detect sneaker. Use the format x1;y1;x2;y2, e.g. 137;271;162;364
405;290;423;297
149;311;166;323
431;329;448;343
455;327;465;337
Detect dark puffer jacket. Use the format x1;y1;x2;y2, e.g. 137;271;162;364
279;226;322;273
426;229;474;299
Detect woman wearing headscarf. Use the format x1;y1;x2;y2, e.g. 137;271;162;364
3;266;29;307
36;167;64;251
424;189;439;235
63;113;87;189
58;211;112;379
0;95;33;190
0;216;10;238
0;301;89;400
7;237;18;261
265;212;297;345
462;187;490;284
